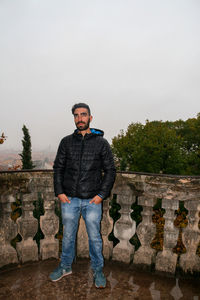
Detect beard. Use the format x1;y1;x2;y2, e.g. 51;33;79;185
76;119;90;131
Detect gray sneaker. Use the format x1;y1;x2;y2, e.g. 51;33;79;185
49;264;72;282
94;268;106;288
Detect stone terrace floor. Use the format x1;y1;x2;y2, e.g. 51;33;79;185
0;258;199;300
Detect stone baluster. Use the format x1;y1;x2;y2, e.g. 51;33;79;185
16;193;38;263
179;199;200;273
133;195;156;267
112;191;136;263
155;198;179;274
40;192;59;260
0;194;18;268
101;196;113;259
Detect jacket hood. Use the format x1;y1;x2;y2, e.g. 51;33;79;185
90;128;104;136
74;128;104;137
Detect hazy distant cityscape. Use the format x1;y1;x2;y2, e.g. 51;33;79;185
0;149;56;171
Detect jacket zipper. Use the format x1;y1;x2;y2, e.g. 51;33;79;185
76;135;85;194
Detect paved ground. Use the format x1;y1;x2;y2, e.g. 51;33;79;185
0;258;199;300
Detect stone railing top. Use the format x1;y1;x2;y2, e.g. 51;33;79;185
1;169;200;196
1;169;200;177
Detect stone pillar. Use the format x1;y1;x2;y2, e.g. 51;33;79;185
101;197;113;259
112;192;136;263
0;194;18;268
133;196;156;267
16;193;38;263
40;192;59;260
77;216;89;258
155;198;179;274
179;200;200;273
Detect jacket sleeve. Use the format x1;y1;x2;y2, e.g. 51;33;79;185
53;138;67;197
98;139;116;199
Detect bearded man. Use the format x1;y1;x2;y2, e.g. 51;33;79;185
49;103;116;288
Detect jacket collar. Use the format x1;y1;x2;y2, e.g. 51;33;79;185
73;128;104;139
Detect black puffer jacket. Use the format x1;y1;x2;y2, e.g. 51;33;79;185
53;128;116;199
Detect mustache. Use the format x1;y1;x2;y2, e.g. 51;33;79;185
77;121;86;125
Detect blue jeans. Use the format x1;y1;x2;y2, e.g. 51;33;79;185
60;197;104;271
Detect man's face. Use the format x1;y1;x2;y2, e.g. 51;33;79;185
74;107;92;131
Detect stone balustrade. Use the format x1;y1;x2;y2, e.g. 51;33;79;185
0;170;200;276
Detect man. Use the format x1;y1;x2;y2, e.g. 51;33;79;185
49;103;116;288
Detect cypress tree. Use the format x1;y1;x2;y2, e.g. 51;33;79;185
20;125;34;169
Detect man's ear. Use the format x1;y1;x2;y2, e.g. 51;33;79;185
90;115;93;122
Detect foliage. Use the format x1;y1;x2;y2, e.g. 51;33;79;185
0;132;7;144
33;193;45;249
129;197;142;251
112;113;200;175
11;195;22;222
150;199;165;252
173;201;188;254
55;200;63;254
19;125;34;169
108;194;120;247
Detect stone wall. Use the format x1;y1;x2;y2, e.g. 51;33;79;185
0;170;200;275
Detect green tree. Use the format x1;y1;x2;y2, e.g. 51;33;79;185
20;125;34;169
111;117;195;175
112;123;144;171
135;120;185;174
171;114;200;174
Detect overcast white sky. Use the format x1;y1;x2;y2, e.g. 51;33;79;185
1;0;200;151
